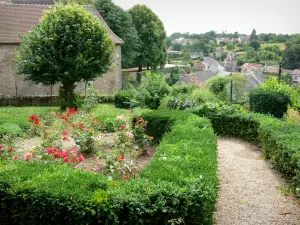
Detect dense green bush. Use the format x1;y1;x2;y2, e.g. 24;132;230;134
114;89;134;109
205;76;229;101
131;72;171;109
0;110;219;224
249;79;300;118
171;84;197;95
166;66;180;86
0;123;23;136
190;89;218;104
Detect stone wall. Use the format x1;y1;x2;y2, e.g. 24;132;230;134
0;44;122;97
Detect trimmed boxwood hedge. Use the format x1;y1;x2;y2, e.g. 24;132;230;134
191;108;300;194
0;110;219;225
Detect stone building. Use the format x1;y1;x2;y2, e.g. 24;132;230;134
0;0;123;97
224;52;237;72
291;69;300;88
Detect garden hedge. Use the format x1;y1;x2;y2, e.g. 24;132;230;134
191;108;300;194
0;110;219;224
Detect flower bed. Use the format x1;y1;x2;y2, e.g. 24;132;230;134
0;110;218;224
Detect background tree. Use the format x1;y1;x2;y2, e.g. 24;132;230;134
15;4;114;109
94;0;140;68
129;5;167;71
172;43;183;51
182;44;191;61
249;40;261;51
250;29;258;41
227;43;235;51
282;44;300;69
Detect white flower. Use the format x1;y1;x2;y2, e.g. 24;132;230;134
116;114;125;120
126;131;134;138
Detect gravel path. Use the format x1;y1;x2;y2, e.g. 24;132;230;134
216;138;300;225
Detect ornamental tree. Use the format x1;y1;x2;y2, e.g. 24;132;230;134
94;0;140;68
15;4;114;109
129;5;167;71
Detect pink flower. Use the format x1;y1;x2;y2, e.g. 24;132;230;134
120;125;126;131
79;154;84;162
126;131;134;138
0;145;3;150
149;136;154;141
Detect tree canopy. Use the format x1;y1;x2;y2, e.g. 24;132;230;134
250;29;258;41
94;0;140;68
129;5;167;71
15;4;114;108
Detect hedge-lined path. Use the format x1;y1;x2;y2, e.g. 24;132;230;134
216;138;300;225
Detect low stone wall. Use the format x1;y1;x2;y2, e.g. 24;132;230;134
0;96;60;107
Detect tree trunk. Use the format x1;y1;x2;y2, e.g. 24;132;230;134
138;65;143;72
59;82;76;110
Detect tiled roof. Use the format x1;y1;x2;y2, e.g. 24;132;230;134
0;4;123;44
291;69;300;75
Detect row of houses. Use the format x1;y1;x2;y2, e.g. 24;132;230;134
216;36;250;45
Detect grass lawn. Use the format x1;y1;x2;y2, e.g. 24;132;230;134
261;42;286;51
92;103;130;121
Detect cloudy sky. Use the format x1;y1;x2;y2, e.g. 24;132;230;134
112;0;300;35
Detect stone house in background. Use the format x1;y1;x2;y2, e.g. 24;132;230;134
291;69;300;88
0;0;124;97
224;52;237;72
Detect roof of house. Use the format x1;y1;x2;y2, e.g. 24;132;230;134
242;63;263;71
0;3;124;45
291;69;300;75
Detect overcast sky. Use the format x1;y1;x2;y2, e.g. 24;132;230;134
112;0;300;36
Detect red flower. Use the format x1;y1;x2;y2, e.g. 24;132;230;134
78;123;84;129
62;137;69;141
61;151;69;158
14;156;18;160
79;154;84;162
29;115;39;121
8;147;13;153
0;145;3;150
34;120;40;126
45;148;53;154
64;157;70;163
63;131;68;136
54;152;60;158
120;155;125;162
61;115;67;120
73;157;79;163
120;125;126;130
115;156;119;161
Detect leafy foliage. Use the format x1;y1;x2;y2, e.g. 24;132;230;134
15;4;114;109
166;66;180;86
129;5;167;70
249;79;300;118
114;89;135;109
94;0;140;68
131;72;171;109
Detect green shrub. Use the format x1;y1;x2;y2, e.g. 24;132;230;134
205;76;229;101
172;84;197;95
166;66;180;86
249;79;300;118
190;102;246;118
114;89;134;109
190;89;218;104
0;123;22;136
0;110;219;224
132;72;171;109
159;95;198;110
